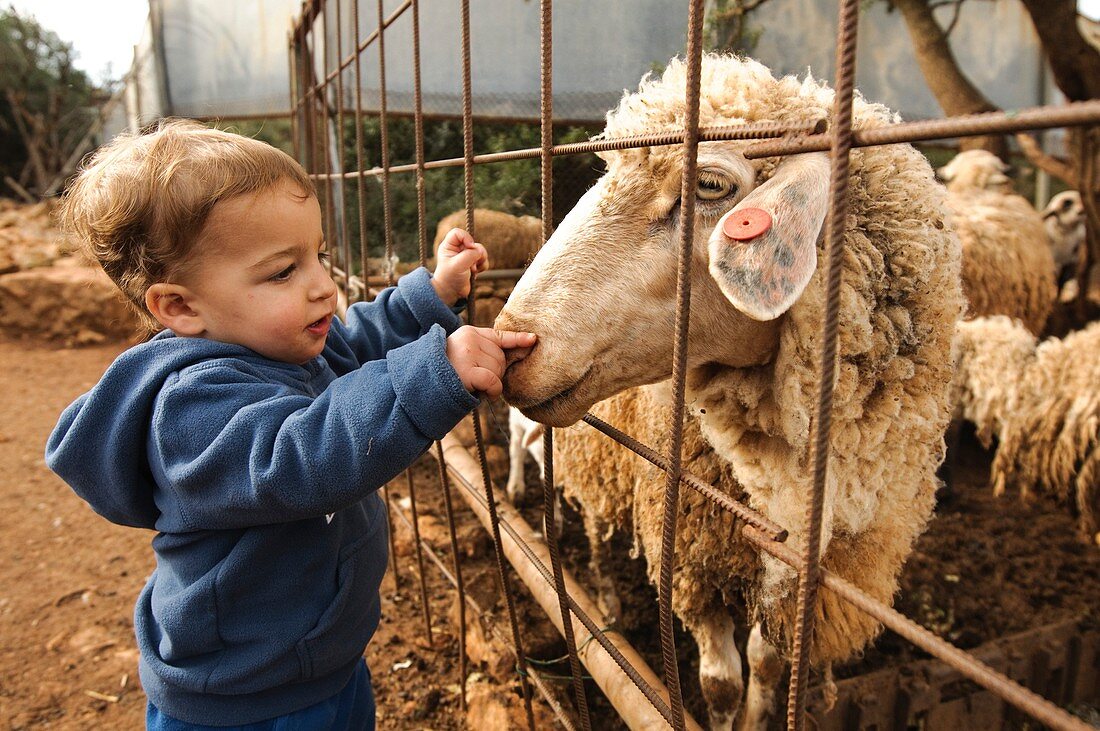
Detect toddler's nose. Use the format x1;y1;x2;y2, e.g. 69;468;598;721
313;270;338;301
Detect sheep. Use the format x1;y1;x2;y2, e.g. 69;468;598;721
936;150;1058;335
506;406;545;503
1041;190;1087;287
953;315;1100;545
505;406;572;539
496;54;963;730
433;208;542;270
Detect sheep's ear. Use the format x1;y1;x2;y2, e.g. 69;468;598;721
987;170;1010;188
522;424;544;449
707;152;829;321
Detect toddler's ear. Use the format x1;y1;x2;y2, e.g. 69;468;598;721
145;283;205;336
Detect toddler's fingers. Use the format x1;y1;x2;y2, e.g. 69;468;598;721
441;227;475;251
447;246;485;273
474;337;507;373
485;329;538;350
468;366;503;398
472;242;489;272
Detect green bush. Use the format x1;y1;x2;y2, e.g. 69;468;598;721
223;115;602;268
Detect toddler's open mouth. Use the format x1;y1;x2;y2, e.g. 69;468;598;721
306;315;331;334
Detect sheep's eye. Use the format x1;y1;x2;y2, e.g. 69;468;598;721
696;173;735;201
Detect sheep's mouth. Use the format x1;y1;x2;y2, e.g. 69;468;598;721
512;367;592;426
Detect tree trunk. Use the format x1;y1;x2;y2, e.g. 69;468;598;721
891;0;1009;159
1019;0;1100;321
1019;0;1100;102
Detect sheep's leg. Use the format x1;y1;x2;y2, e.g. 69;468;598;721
737;623;784;731
506;416;528;503
1076;453;1098;545
690;611;744;731
938;418;961;489
583;520;622;624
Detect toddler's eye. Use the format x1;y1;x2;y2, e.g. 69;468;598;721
318;250;331;263
271;264;295;282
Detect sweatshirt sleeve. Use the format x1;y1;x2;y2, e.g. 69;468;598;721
325;267;463;373
148;325;477;531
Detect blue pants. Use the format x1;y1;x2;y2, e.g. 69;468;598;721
146;659;374;730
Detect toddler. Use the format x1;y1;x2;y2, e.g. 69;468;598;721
46;119;534;729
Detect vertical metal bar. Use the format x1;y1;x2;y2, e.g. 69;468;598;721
786;1;861;729
409;0;466;709
352;0;369;301
287;29;300;162
319;1;338;283
377;0;395;286
370;2;403;591
538;0;592;727
435;440;469;713
656;1;706;728
411;0;429;267
459;1;536;727
334;0;352;294
304;15;320;215
404;469;435;646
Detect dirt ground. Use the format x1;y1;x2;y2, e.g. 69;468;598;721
3;332;1098;730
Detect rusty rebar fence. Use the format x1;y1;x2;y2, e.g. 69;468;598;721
289;1;1100;729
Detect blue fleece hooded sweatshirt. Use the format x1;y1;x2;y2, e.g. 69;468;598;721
45;268;478;725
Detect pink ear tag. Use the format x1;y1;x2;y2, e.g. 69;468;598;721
722;207;772;241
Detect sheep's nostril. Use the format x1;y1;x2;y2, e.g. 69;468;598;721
505;344;535;369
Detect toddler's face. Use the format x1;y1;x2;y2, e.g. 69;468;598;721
181;180;338;364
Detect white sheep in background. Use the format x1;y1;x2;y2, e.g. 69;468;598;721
1041;190;1087;287
506;406;545;503
497;54;963;730
953;315;1100;544
505;406;569;539
937;150;1058;335
937;148;1013;194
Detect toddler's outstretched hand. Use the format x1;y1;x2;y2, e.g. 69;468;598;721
432;228;488;306
446;326;536;398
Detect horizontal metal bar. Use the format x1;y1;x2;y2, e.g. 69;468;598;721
743;100;1100;158
308;120;826;180
581;413;789;541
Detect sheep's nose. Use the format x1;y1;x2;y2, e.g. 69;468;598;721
505;344;534;368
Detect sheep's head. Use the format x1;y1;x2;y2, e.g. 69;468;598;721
1042;190;1086;270
936;149;1012;194
497;57;834;426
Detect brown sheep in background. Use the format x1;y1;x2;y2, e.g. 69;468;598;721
433;208;542;270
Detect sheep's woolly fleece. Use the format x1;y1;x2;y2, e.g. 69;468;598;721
560;56;963;665
948;190;1056;335
981;317;1099;539
952;315;1039;449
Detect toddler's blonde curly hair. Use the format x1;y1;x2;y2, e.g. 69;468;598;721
58;119;313;332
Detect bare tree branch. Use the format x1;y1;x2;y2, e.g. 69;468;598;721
1014;132;1080;188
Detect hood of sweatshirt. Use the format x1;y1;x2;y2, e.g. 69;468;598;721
46;332;272;529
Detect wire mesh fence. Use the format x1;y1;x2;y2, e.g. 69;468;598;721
289;1;1100;729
